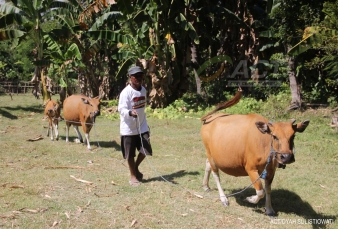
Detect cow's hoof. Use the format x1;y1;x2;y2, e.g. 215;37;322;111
221;200;229;206
222;201;229;206
203;187;211;192
75;139;82;144
265;208;276;217
245;195;260;204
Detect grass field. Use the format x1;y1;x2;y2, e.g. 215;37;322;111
0;94;337;229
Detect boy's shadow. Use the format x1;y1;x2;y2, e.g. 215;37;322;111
229;188;336;228
96;140;121;151
143;170;200;184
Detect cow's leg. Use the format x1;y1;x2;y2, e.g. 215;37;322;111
49;119;54;141
264;178;275;216
53;119;59;141
73;126;83;143
82;125;92;150
246;171;265;204
212;170;229;206
202;158;212;191
84;133;91;150
46;119;51;137
208;158;229;206
65;123;70;142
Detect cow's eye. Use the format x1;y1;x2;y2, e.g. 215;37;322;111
272;135;279;140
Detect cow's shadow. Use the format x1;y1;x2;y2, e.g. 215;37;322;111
230;188;336;228
0;105;42;120
61;137;121;151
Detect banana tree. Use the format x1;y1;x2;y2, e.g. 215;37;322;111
44;33;82;103
287;1;338;103
0;0;79;103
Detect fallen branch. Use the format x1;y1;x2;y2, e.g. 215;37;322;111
26;135;43;141
94;192;119;198
70;175;93;184
45;166;86;169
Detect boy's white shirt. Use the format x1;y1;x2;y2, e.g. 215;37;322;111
118;84;149;135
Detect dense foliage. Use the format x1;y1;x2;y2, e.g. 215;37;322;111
0;0;337;107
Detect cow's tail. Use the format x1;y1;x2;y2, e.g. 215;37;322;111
200;87;242;122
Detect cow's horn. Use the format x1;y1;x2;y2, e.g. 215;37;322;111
290;119;296;124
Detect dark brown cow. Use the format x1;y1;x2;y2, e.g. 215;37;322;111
44;99;61;141
63;94;101;150
200;91;310;216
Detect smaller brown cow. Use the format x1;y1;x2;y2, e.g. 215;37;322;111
44;99;61;141
200;90;310;216
63;94;101;150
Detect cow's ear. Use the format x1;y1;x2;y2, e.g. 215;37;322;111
293;120;310;132
255;121;271;134
81;98;89;104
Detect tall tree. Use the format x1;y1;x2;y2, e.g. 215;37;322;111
0;0;78;102
269;0;325;109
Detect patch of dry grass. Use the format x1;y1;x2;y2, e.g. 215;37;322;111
0;94;337;228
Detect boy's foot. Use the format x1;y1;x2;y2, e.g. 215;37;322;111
129;180;140;187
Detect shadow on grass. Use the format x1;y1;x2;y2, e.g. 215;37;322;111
97;140;121;151
0;105;42;119
59;137;121;151
229;187;336;228
143;169;200;184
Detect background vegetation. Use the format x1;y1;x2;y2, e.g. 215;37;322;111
0;94;337;228
0;0;338;109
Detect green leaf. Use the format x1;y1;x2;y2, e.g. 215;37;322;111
59;78;67;88
115;57;137;80
259;43;275;51
89;12;123;31
44;34;64;60
197;55;232;76
87;30;134;44
259;30;278;38
176;13;199;44
287;27;326;56
65;43;82;60
0;29;25;41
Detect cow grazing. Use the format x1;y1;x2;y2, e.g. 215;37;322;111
200;90;310;216
63;94;101;150
44;99;61;141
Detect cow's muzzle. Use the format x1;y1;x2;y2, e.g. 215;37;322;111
48;109;55;116
279;153;295;164
91;110;100;123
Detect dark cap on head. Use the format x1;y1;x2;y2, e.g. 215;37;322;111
128;66;143;76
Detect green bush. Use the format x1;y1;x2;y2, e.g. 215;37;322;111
105;90;294;121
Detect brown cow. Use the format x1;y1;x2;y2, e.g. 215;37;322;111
44;99;61;141
63;94;101;150
200;91;310;216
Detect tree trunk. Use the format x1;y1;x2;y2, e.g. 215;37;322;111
40;68;51;103
190;43;201;95
287;55;301;109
